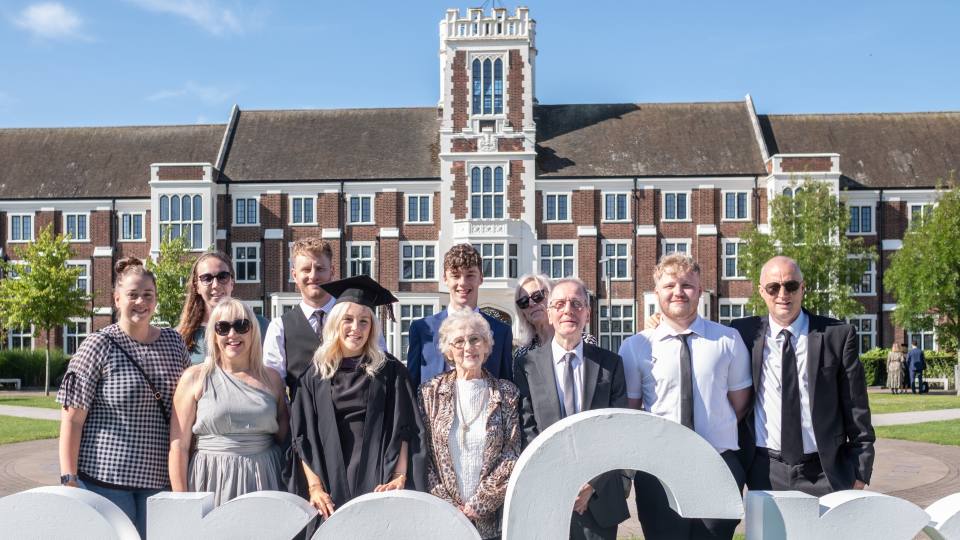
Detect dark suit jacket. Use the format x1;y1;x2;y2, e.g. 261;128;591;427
907;347;926;370
514;342;630;529
730;310;876;490
406;309;514;387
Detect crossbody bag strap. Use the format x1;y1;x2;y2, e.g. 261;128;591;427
100;332;171;423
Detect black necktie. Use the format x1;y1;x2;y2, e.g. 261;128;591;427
780;329;803;464
560;352;577;418
678;333;694;430
313;310;325;341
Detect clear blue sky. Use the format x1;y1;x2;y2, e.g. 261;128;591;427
3;0;959;128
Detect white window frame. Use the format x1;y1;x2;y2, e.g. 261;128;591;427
598;300;635;353
908;328;937;351
400;242;438;282
118;211;145;242
7;213;34;243
848;315;877;355
543;192;572;223
347;195;375;225
538;241;577;279
850;256;876;296
468;53;507;118
7;260;30;279
661;238;692;259
908;203;934;228
388;298;442;364
661;191;692;222
158;193;205;250
404;194;433;224
63;212;90;242
66;260;91;294
289;195;317;226
721;190;751;222
233;242;261;284
473;242;517;279
7;324;34;350
601;240;631;281
233;196;260;227
346;241;376;277
602;192;630;222
721;239;747;280
241;300;265;318
468;164;506;220
718;299;752;325
847;204;875;235
63;317;91;356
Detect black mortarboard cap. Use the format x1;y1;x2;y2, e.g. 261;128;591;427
321;275;398;310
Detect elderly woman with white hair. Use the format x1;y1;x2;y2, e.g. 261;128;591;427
419;309;521;539
512;273;598;363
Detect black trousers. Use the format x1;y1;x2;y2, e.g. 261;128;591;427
634;450;745;540
569;509;617;540
747;447;833;497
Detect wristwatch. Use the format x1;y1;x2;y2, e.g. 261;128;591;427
60;473;79;485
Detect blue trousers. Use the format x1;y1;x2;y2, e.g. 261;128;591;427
81;481;161;539
910;367;924;393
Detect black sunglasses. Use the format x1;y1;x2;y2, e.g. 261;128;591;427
214;318;252;336
516;289;547;309
198;271;232;285
763;280;802;296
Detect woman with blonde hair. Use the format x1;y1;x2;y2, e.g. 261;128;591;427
288;275;425;525
169;298;287;506
887;342;906;394
512;273;597;363
58;257;189;538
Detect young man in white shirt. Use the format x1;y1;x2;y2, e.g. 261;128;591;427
618;254;751;540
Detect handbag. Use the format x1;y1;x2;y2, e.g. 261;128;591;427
101;332;171;423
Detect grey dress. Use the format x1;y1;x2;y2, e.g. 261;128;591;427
188;366;285;505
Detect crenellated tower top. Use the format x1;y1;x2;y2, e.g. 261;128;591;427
440;7;535;42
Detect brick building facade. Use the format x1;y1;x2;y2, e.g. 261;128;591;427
2;7;958;360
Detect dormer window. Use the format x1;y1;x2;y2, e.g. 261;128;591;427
472;56;504;115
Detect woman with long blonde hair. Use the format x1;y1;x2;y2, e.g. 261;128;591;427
288;275;425;526
169;299;288;505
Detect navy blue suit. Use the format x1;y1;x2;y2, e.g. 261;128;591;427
907;346;926;393
405;309;513;387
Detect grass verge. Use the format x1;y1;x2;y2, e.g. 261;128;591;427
0;415;59;445
875;419;960;446
0;395;59;409
868;393;960;415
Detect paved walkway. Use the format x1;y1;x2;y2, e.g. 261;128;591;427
0;405;59;421
873;408;960;426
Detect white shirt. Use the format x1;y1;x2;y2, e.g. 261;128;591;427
263;297;336;380
619;316;752;453
449;378;490;502
550;338;584;415
755;310;817;453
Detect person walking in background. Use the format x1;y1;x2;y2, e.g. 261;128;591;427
57;257;189;538
288;276;425;528
419;309;520;539
619;254;751;540
263;238;337;399
886;342;905;394
730;256;875;497
169;299;287;506
177;251;268;365
907;340;926;394
514;278;629;540
407;243;513;386
512;273;597;365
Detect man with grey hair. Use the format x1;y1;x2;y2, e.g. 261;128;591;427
731;255;875;496
619;253;751;540
514;277;629;540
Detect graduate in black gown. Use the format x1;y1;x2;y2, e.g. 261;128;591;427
288;275;427;523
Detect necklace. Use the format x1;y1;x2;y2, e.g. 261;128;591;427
454;379;489;448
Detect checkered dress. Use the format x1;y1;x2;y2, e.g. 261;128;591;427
57;324;189;489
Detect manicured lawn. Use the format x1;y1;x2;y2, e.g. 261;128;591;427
875;419;960;446
868;393;960;414
0;415;59;445
0;395;59;409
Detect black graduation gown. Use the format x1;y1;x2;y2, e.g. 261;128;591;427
286;355;428;512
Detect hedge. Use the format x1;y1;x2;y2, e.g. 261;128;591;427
859;348;958;387
0;349;70;388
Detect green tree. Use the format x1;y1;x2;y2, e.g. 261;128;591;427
739;180;875;319
0;224;91;395
146;234;193;327
885;183;960;355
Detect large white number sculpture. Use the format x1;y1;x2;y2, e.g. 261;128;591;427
502;409;743;539
147;491;315;540
310;490;481;539
0;485;139;539
925;493;960;540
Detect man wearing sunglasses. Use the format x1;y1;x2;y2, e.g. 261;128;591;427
730;256;875;497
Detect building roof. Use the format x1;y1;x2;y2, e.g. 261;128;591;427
0;124;225;199
534;102;767;177
760;112;960;189
219;108;441;181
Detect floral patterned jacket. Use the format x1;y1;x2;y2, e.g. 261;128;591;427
418;370;521;539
